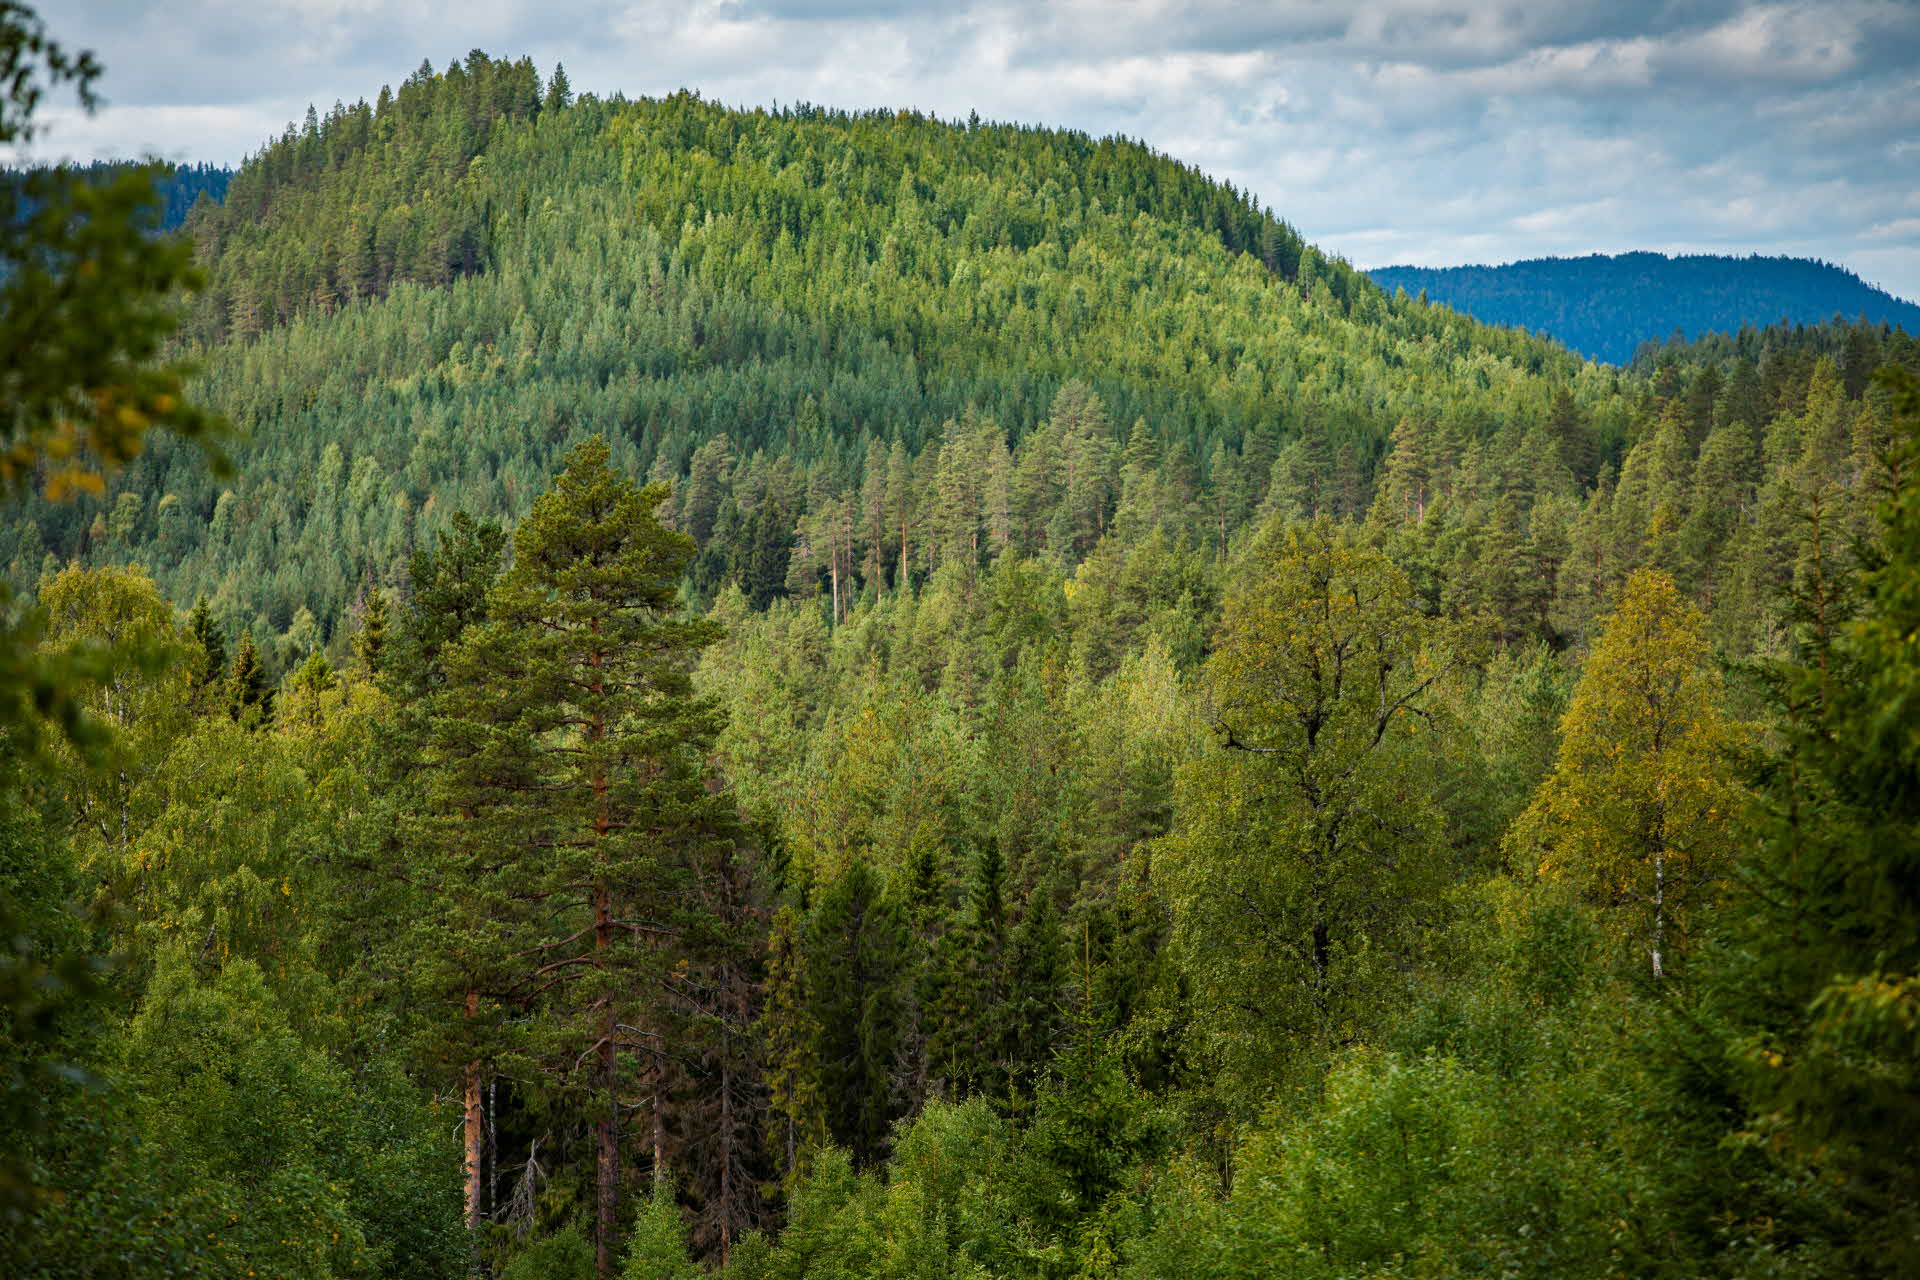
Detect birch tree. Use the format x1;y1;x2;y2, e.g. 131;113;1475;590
1156;518;1458;1098
1508;569;1743;979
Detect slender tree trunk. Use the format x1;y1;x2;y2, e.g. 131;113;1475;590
590;623;619;1280
1651;851;1666;980
592;796;617;1277
651;1055;666;1182
464;990;483;1231
595;881;617;1278
719;1050;733;1267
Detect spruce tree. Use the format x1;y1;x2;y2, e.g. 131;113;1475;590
544;61;572;112
761;904;824;1181
354;584;388;676
286;650;336;729
387;510;505;701
384;511;510;1241
998;882;1065;1089
1547;386;1591;482
185;595;225;701
923;842;1011;1095
1371;415;1433;527
226;629;271;725
806;860;907;1165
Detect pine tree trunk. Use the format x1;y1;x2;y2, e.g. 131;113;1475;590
464;990;483;1231
717;1036;739;1267
587;609;621;1279
651;1057;666;1181
595;880;617;1278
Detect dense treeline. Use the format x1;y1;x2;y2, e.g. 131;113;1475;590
7;19;1920;1280
12;348;1918;1277
1368;251;1920;365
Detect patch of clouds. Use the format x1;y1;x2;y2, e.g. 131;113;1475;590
31;0;1920;300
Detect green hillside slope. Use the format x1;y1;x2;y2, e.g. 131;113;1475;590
7;55;1620;663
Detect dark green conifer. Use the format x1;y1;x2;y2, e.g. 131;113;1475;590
761;904;824;1180
186;595;225;697
543;61;572;112
286;650;336;729
353;585;388;676
923;842;1007;1095
806;860;906;1165
998;883;1065;1089
226;629;271;725
387;511;505;700
1723;367;1920;1274
442;436;725;1274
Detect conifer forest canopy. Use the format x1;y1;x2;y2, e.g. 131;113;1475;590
4;7;1920;1278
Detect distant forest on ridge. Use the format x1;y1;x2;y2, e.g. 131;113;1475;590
1368;251;1920;365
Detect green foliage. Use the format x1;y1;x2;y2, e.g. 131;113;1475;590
0;9;226;502
7;12;1920;1278
763;903;827;1180
1128;884;1722;1280
807;861;908;1165
1509;570;1746;978
1715;364;1920;1274
353;585;388;675
20;54;1626;651
1155;518;1457;1099
227;627;272;723
116;953;460;1278
185;593;225;695
503;1226;598;1280
400;436;735;1264
1013;1009;1172;1245
620;1180;702;1280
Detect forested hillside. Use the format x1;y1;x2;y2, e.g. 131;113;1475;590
3;50;1621;670
1368;251;1920;365
8;19;1920;1280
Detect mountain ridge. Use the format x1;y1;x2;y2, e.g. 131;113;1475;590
1367;250;1920;365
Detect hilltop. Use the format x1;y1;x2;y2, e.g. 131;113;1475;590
1368;251;1920;364
8;54;1615;658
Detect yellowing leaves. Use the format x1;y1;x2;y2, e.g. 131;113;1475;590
1507;570;1748;969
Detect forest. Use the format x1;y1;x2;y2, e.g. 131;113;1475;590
1367;251;1920;366
4;9;1920;1280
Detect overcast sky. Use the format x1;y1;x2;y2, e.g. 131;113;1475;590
26;0;1920;299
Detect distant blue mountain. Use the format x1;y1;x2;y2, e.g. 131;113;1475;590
4;161;232;232
1366;252;1920;365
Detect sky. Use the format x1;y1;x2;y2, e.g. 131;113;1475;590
26;0;1920;300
